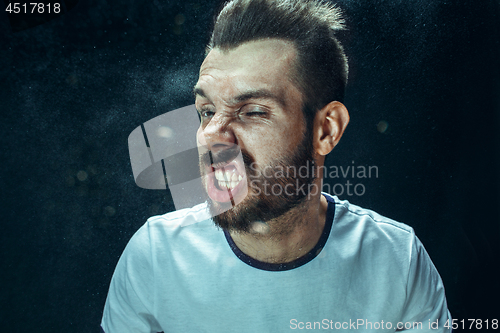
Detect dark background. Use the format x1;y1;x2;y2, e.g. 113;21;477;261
1;0;499;331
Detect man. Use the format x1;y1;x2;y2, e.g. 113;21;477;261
101;0;452;332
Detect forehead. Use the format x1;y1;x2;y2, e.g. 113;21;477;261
197;39;299;102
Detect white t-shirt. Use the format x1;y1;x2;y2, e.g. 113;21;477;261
101;193;451;332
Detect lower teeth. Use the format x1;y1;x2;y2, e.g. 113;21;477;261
217;180;239;190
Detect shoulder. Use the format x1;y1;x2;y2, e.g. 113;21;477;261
323;194;451;328
323;193;416;261
147;202;212;228
125;202;218;256
327;193;414;236
136;202;213;234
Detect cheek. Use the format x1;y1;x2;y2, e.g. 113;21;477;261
242;130;296;165
268;121;305;148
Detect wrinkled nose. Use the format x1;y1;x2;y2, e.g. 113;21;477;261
197;112;236;154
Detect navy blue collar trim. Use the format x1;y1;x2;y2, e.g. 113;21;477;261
223;194;336;271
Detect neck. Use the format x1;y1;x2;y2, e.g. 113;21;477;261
229;192;328;264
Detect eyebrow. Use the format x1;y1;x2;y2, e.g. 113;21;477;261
193;87;207;99
193;87;286;108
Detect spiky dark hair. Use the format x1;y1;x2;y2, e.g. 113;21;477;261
207;0;349;127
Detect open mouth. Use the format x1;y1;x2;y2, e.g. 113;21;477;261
204;155;248;204
214;165;244;190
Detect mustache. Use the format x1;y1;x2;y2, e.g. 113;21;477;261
200;144;253;168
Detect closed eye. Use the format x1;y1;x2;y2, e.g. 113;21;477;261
245;111;266;117
240;105;268;118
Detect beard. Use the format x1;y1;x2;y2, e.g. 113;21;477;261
203;127;317;234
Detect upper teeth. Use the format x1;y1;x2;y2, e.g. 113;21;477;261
214;169;243;190
215;169;243;182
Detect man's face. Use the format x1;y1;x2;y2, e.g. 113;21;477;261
195;39;316;233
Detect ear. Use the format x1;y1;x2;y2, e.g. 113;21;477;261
313;101;350;156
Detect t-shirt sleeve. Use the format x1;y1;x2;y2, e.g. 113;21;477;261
101;224;163;333
399;233;452;332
